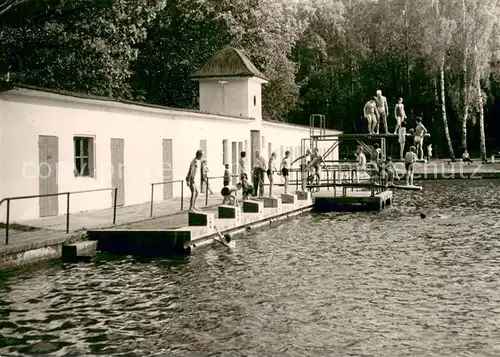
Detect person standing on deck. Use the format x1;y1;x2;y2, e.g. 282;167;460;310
238;151;247;182
201;160;214;195
364;99;379;134
394;97;407;134
291;148;312;190
252;151;267;198
398;121;407;160
267;152;279;197
306;148;325;187
427;144;433;162
280;150;291;194
186;149;203;212
355;146;367;183
371;143;383;174
375;90;390;134
414;117;428;160
404;146;417;186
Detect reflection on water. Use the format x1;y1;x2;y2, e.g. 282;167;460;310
1;180;500;356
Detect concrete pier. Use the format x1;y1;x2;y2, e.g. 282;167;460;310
87;192;314;257
62;241;98;262
87;229;192;256
281;193;296;204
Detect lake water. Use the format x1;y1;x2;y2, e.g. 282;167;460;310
1;180;500;357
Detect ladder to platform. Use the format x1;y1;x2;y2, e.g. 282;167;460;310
310;114;326;138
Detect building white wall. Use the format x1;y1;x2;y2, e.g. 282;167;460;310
198;77;249;118
0;87;341;222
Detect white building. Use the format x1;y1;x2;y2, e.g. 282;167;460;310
0;47;341;221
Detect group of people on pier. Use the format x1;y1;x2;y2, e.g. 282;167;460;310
184;144;332;211
355;144;418;187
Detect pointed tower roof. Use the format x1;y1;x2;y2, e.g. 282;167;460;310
192;47;268;81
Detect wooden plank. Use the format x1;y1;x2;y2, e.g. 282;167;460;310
162;139;173;199
111;138;125;206
38;135;58;217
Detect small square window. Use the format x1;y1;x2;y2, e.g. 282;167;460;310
74;136;95;177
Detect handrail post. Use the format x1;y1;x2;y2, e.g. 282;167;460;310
180;180;184;211
150;183;154;217
351;169;354;192
326;170;329;191
371;177;375;197
333;170;336;197
66;193;70;234
5;199;10;245
205;178;209;206
113;187;118;224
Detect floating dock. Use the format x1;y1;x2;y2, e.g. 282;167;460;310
312;188;393;212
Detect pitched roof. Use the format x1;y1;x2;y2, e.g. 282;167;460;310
192;47;268;81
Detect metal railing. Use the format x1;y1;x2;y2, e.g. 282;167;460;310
150;179;184;217
0;187;118;245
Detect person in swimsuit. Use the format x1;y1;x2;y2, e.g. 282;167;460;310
291;149;311;190
223;164;231;187
238;151;247;182
382;156;399;186
252;151;267;198
185;149;203;212
414;117;428;160
267;152;279;197
355;146;367;183
306;148;325;188
221;184;238;206
394;97;407;134
201;160;214;195
280;150;291;194
370;143;382;175
240;173;253;200
398;120;407;160
364;99;379;134
404;146;417;186
375;89;390;134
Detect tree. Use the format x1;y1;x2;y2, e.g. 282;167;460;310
467;0;500;161
0;0;166;97
0;0;24;17
225;0;309;121
422;0;457;160
131;0;231;108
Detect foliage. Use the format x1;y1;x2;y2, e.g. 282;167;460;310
0;0;166;97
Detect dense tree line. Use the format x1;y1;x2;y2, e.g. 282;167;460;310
1;0;500;159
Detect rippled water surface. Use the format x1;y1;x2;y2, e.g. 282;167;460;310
2;180;500;357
